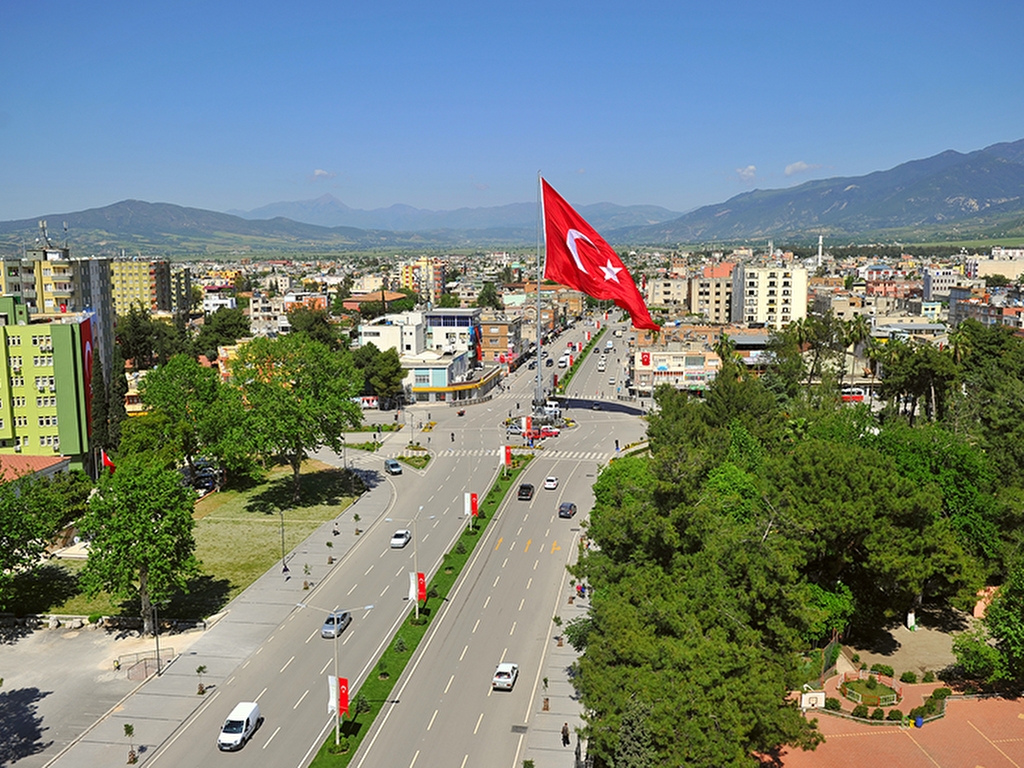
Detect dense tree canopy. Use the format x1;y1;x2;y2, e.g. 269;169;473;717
79;457;199;635
231;335;363;500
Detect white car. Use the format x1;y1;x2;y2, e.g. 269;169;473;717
390;529;412;548
544;476;559;490
492;662;519;691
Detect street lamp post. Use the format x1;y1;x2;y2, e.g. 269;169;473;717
296;602;374;747
279;509;288;574
387;505;432;620
153;602;161;676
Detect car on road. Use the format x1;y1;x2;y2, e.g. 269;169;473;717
528;361;537;369
558;502;578;519
591;401;601;410
517;483;535;500
492;662;519;691
217;701;262;751
390;529;412;548
545;358;553;367
320;610;352;639
384;458;402;475
544;476;558;490
506;423;523;435
539;426;560;438
608;378;615;386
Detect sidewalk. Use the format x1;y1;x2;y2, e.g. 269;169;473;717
520;535;589;768
45;460;394;768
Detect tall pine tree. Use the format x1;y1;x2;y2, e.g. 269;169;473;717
108;344;128;451
89;347;109;451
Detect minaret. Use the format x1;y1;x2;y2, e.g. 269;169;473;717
817;235;823;270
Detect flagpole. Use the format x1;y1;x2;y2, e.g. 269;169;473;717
535;172;544;414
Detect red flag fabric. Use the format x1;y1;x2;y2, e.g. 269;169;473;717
338;677;349;716
543;179;658;331
470;492;479;517
417;572;426;602
101;449;116;474
504;445;512;467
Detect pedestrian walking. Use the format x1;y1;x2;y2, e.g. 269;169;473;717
451;432;455;442
561;723;570;747
332;523;339;536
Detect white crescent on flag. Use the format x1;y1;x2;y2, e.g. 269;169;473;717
566;229;592;274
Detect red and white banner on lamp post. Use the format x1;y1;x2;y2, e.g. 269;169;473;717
464;491;478;517
408;571;426;602
328;676;349;716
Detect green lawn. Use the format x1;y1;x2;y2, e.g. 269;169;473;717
8;461;360;620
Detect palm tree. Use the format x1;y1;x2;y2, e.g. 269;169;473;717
842;315;872;389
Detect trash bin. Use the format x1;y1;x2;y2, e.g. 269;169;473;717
914;715;923;728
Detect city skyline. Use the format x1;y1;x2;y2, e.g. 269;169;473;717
2;0;1021;221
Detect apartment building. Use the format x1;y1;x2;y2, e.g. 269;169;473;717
730;265;808;329
358;312;427;355
110;260;172;313
0;297;93;461
478;312;525;365
689;263;734;323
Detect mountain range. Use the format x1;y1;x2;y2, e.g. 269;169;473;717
1;138;1022;256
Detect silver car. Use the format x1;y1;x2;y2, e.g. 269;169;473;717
321;611;352;639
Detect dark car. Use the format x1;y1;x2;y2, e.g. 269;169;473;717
558;502;577;519
545;358;553;367
591;401;601;410
517;483;535;501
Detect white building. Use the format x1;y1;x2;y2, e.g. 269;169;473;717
730;265;808;329
358;312;426;355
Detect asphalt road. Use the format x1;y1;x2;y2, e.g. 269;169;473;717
6;316;645;768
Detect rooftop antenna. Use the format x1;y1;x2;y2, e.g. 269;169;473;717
63;221;69;249
39;219;53;248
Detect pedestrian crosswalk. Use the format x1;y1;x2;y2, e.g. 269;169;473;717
379;447;615;461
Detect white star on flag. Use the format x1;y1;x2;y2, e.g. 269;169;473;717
600;260;622;282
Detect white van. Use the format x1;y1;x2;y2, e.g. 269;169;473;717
218;701;262;751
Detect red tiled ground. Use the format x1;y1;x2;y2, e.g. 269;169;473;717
781;696;1024;767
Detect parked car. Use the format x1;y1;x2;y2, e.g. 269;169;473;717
321;610;352;639
390;529;412;548
539;426;560;438
544;476;559;490
517;483;535;501
558;502;578;519
384;459;402;475
506;423;523;435
492;662;519;691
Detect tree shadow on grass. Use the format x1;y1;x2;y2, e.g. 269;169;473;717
915;603;969;633
110;574;233;624
339;719;365;739
0;686;53;766
245;468;367;515
2;563;81;619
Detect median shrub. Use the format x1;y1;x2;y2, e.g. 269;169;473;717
851;703;869;719
870;663;894;678
900;670;917;683
824;697;842;711
886;707;903;721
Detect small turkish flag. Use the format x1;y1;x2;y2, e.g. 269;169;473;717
470;492;479;517
542;179;658;331
101;449;116;474
417;572;426;602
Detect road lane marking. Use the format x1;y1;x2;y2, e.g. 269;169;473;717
263;726;280;748
306;628;318;643
523;513;529;521
516;526;523;535
472;619;480;633
409;749;420;767
502;557;508;568
379;549;387;558
433;518;440;527
494;536;503;550
526;577;532;589
460;755;468;768
427;710;438;730
422;533;430;542
320;660;331;674
294;689;309;709
365;565;374;575
534;559;539;570
510;540;517;550
510;621;517;635
473;713;483;734
493;575;500;587
380;584;389;597
395;567;404;577
545;528;550;537
524;539;531;552
459;645;468;661
347;583;357;595
551;541;561;553
518;598;525;611
256;686;268;701
500;647;507;662
343;632;354;645
445;675;455;693
483;595;491;609
280;656;295;673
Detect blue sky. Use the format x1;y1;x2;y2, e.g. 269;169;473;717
1;0;1021;221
